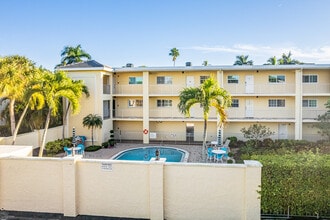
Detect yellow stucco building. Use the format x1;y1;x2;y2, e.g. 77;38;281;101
59;61;330;146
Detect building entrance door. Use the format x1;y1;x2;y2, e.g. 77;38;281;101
186;123;194;143
245;75;254;93
278;124;288;139
186;76;194;87
245;99;254;118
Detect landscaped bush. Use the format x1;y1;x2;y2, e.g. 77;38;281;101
85;145;102;152
45;138;72;156
251;152;330;218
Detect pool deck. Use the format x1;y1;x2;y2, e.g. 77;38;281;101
58;143;205;163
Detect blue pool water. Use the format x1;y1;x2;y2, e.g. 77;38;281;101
111;147;188;162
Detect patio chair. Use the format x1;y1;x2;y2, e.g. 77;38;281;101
77;144;85;155
220;147;229;158
207;147;215;161
64;146;72;156
215;153;223;163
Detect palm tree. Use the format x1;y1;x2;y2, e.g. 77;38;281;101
202;60;208;66
265;56;277;65
178;78;231;161
169;48;180;66
59;44;91;66
38;70;83;157
0;55;36;136
11;67;45;144
234;55;253;65
62;82;89;142
82;114;103;146
278;51;301;65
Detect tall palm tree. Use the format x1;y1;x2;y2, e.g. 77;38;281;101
11;67;45;144
278;51;301;65
265;56;277;65
82;114;103;146
178;77;231;161
234;55;253;65
169;48;180;66
59;44;91;66
38;70;83;157
0;55;36;135
62;82;89;142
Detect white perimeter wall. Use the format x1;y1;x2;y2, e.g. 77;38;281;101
0;154;261;220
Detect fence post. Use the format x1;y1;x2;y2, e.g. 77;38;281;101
62;155;81;217
149;158;165;220
244;160;262;220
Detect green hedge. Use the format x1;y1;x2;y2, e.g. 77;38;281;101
251;152;330;217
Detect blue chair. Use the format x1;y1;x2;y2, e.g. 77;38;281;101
220;147;229;160
215;153;223;162
64;147;72;156
207;147;215;161
77;144;85;155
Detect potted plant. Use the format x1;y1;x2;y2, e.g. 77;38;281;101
108;130;115;147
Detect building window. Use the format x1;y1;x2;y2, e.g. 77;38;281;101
103;100;110;119
157;99;172;107
157;76;172;84
302;99;317;107
129;76;143;84
231;99;239;107
302;75;318;83
269;75;285;83
200;76;210;84
128;99;143;107
228;75;239;84
269;99;285;107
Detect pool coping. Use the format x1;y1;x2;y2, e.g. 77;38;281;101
110;146;189;163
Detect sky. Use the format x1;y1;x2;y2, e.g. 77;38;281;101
1;0;330;70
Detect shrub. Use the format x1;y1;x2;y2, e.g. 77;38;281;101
85;145;102;152
45;138;72;156
251;152;330;217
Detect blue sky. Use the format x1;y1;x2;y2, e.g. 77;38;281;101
1;0;330;69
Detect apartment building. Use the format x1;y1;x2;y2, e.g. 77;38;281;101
59;61;330;145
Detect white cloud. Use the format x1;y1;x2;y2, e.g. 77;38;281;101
185;44;330;64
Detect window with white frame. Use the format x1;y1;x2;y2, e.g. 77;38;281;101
269;75;285;83
103;100;110;119
157;99;172;107
231;99;239;107
128;99;143;107
228;75;239;84
157;76;172;84
302;74;318;83
129;76;143;84
269;99;285;107
200;76;210;84
302;99;317;107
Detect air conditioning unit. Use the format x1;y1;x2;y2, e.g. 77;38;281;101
185;62;192;67
126;63;134;68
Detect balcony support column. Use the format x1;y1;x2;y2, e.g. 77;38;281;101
143;71;150;144
295;69;303;140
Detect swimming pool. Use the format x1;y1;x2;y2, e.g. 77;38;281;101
111;146;189;162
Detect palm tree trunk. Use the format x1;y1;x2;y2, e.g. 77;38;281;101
39;109;51;157
12;102;29;145
62;102;71;141
91;126;94;146
9;99;16;135
202;119;208;161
